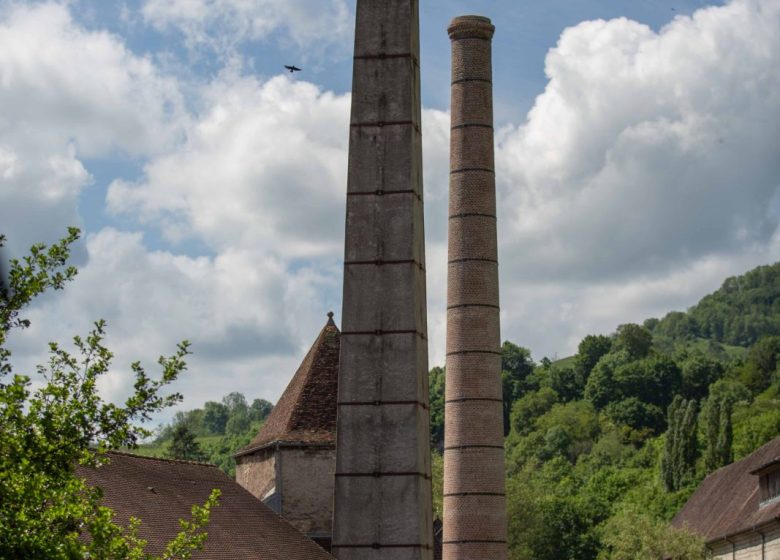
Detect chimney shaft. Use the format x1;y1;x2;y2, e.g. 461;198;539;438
444;15;508;560
332;1;434;559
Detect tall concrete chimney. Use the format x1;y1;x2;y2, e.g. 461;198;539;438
332;1;434;559
443;15;508;560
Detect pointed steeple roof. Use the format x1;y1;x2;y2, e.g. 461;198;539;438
237;313;340;456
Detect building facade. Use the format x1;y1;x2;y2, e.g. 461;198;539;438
673;437;780;560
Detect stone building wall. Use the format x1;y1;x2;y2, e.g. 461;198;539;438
280;446;336;536
709;522;780;560
235;447;276;503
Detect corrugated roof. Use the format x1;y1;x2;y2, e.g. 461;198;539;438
237;315;340;456
672;437;780;543
76;452;334;559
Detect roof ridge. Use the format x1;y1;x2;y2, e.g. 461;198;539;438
105;450;218;468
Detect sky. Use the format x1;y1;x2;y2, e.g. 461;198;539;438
1;0;779;426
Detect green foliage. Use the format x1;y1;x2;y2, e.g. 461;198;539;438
503;261;780;559
651;262;780;347
510;387;558;436
167;424;207;462
737;335;780;394
732;394;780;459
680;353;724;400
502;341;537;435
429;366;445;450
576;335;613;380
613;324;653;360
598;507;708;560
701;391;734;473
431;451;443;519
661;397;699;492
144;391;272;476
203;401;229;434
0;232;216;559
604;398;664;436
547;365;582;402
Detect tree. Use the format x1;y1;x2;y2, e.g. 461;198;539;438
575;334;613;380
510;387;558;436
249;398;273;422
613;323;653;360
0;231;218;558
502;341;536;435
598;507;708;560
428;366;445;450
738;335;780;394
203;401;230;434
222;391;248;414
168;424;207;461
661;397;699;492
548;365;582;402
585;352;626;409
681;353;723;401
605;397;665;435
701;393;734;472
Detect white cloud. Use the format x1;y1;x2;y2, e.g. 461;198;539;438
141;0;352;54
496;0;780;284
0;2;185;257
0;2;185;158
107;73;351;258
486;0;780;357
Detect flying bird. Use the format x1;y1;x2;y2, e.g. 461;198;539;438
284;65;302;73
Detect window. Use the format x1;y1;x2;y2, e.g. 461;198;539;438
754;461;780;506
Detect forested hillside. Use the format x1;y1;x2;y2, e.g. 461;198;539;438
428;261;780;559
135;392;273;476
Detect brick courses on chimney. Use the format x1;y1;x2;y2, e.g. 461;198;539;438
443;15;508;560
331;1;434;558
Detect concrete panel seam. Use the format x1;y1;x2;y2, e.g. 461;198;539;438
335;472;431;480
347;189;422;201
337;400;430;411
351;120;421;133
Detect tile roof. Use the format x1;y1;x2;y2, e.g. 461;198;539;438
237;314;340;456
76;452;334;559
672;436;780;543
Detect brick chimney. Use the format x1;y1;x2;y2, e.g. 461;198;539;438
332;1;434;558
443;15;508;560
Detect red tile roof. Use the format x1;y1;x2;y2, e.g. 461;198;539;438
76;452;333;559
672;437;780;543
237;315;339;456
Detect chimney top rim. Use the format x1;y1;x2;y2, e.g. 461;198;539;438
448;15;495;40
